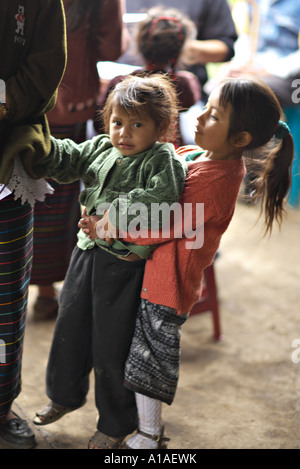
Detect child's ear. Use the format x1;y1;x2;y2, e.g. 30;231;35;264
158;120;170;138
232;131;252;148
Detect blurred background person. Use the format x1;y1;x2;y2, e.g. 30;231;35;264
31;0;128;321
96;6;201;146
119;0;238;144
120;0;237;93
221;0;300;107
219;0;300;203
0;0;66;449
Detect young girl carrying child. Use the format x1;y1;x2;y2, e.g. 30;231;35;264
31;74;187;448
80;76;294;449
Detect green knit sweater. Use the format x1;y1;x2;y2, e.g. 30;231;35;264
34;135;187;258
0;0;66;184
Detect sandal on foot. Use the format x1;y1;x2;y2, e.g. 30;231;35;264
88;430;126;449
33;400;80;426
120;426;169;449
0;412;36;449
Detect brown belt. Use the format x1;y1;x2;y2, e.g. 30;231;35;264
117;252;142;262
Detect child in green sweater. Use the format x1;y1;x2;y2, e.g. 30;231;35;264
32;74;187;448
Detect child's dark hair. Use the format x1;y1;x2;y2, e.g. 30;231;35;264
102;73;179;142
218;76;294;234
136;6;197;73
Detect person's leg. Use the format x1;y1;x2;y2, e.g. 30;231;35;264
91;250;146;439
125;299;187;404
124;393;166;449
123;299;187;448
45;246;94;408
31;180;81;321
0;195;36;448
34;246;95;428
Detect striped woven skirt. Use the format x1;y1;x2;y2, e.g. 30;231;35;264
124;299;188;405
30;124;84;285
30;180;80;285
0;195;33;417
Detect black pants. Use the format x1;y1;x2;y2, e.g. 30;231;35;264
46;246;145;437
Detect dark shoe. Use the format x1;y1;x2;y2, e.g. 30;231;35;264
33;400;84;426
88;430;127;449
33;296;58;321
0;413;36;449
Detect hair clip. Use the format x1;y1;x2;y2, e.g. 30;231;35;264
274;120;290;139
148;16;184;42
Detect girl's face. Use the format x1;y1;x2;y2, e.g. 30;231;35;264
109;105;161;157
194;88;240;160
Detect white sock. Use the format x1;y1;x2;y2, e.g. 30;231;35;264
126;393;162;449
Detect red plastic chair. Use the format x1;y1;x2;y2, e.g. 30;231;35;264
189;264;222;341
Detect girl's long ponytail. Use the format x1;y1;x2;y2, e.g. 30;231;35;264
218;78;295;235
255;131;294;234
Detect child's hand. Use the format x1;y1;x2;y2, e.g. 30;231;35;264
78;212;100;240
78;208;117;245
94;211;119;245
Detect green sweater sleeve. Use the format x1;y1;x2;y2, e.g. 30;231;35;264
33;135;113;183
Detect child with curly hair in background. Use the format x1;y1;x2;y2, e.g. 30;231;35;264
31;74;187;449
96;6;201;146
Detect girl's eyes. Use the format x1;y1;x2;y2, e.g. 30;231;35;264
113;121;142;127
203;108;218;121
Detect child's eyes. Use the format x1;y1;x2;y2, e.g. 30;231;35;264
202;106;218;121
112;121;142;127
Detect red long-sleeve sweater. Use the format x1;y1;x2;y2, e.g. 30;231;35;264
124;146;246;314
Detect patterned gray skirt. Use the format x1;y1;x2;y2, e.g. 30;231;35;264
124;299;187;405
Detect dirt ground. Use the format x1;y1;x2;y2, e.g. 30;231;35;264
12;198;300;449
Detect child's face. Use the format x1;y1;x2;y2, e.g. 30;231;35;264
194;88;236;160
109;105;160;157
